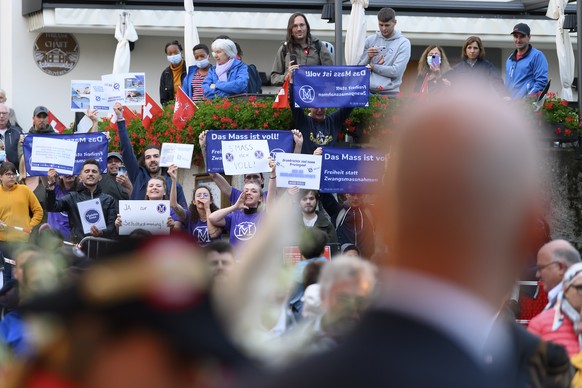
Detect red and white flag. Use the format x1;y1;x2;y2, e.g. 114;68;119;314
172;88;197;130
272;79;290;109
48;110;67;133
142;93;163;130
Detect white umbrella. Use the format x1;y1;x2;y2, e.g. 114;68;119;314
112;12;139;74
547;0;574;100
344;0;369;65
184;0;200;69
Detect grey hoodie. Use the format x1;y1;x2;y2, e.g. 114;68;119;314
357;30;411;96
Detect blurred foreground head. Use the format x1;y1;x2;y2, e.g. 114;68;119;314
8;236;250;388
381;85;543;308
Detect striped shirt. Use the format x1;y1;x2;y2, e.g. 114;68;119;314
191;70;206;102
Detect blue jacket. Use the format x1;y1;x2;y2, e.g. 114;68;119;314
117;119;187;208
505;45;548;99
202;59;248;99
181;64;214;99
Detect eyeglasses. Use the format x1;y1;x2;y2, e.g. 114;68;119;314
195;193;209;198
536;261;559;272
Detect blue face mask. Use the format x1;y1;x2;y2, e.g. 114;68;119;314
196;58;210;69
167;53;182;65
0;151;5;162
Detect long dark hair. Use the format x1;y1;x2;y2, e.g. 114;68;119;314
189;185;218;224
286;13;313;51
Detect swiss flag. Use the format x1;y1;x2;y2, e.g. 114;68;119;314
172;88;196;130
142;93;163;130
272;79;289;109
48;110;67;133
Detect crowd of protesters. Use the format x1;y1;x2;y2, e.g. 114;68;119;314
0;6;576;388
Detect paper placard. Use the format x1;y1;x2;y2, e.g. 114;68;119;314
160;143;194;168
89;81;111;112
275;153;322;190
119;200;170;235
30;137;78;175
102;72;146;106
77;198;106;234
221;139;271;176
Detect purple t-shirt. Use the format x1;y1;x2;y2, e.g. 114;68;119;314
224;209;262;246
187;215;221;247
47;185;72;241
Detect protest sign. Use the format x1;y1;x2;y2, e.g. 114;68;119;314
29;137;78;175
205;130;294;173
221;139;271;175
23;133;108;176
159;143;194;168
102;72;146;106
293;66;370;108
320;147;386;193
118;200;171;235
70;80;92;111
275;153;322;190
89;81;111;112
77;198;106;234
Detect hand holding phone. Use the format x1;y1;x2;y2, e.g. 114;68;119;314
289;54;298;65
117;166;127;176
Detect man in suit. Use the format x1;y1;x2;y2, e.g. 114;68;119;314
249;84;545;387
536;239;581;310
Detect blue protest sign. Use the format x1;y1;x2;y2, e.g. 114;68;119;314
293;66;370;109
320;147;386;193
205;130;294;173
23;132;108;176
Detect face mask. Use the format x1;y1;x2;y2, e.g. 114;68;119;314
167;53;182;65
427;54;441;67
0;151;5;162
196;58;210;69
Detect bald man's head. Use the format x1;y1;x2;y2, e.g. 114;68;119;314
536;239;581;291
381;86;543;307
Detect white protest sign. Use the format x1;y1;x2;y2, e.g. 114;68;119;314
76;115;93;134
102;72;146;106
77;198;107;234
30;137;78;175
221;139;271;176
275;153;322;190
119;200;170;235
159;143;194;169
89;81;111;112
70;80;92;112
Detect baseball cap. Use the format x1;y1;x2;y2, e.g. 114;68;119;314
511;23;530;36
107;151;123;163
33;106;49;117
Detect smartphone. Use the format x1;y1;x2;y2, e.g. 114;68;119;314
376;46;386;51
289;54;298;65
429;54;441;67
117;166;127;176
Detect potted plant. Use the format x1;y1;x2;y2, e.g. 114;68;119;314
538;92;580;142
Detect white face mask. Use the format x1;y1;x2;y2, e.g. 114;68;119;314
195;58;210;69
0;151;5;162
167;53;182;65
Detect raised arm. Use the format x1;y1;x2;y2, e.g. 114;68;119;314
86;107;100;133
266;158;278;211
114;103;140;184
208;192;247;227
167;164;186;223
292;129;303;154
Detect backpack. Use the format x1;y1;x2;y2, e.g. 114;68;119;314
247;64;262;94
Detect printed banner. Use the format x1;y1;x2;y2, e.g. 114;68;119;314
319;147;386;193
221;139;271;175
205;130;294;173
119;200;170;235
293;65;370;108
275;153;322;190
23;133;108;176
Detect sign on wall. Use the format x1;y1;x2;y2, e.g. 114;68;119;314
33;33;79;76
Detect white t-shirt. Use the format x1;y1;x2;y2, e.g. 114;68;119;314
303;215;318;228
0;128;7;140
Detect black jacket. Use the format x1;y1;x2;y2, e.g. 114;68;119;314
2;125;22;168
46;184;117;243
159;65;186;105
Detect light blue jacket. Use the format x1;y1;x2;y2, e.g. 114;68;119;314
202;58;248;99
181;64;214;99
505;45;549;100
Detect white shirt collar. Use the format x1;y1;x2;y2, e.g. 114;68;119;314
374;268;510;366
